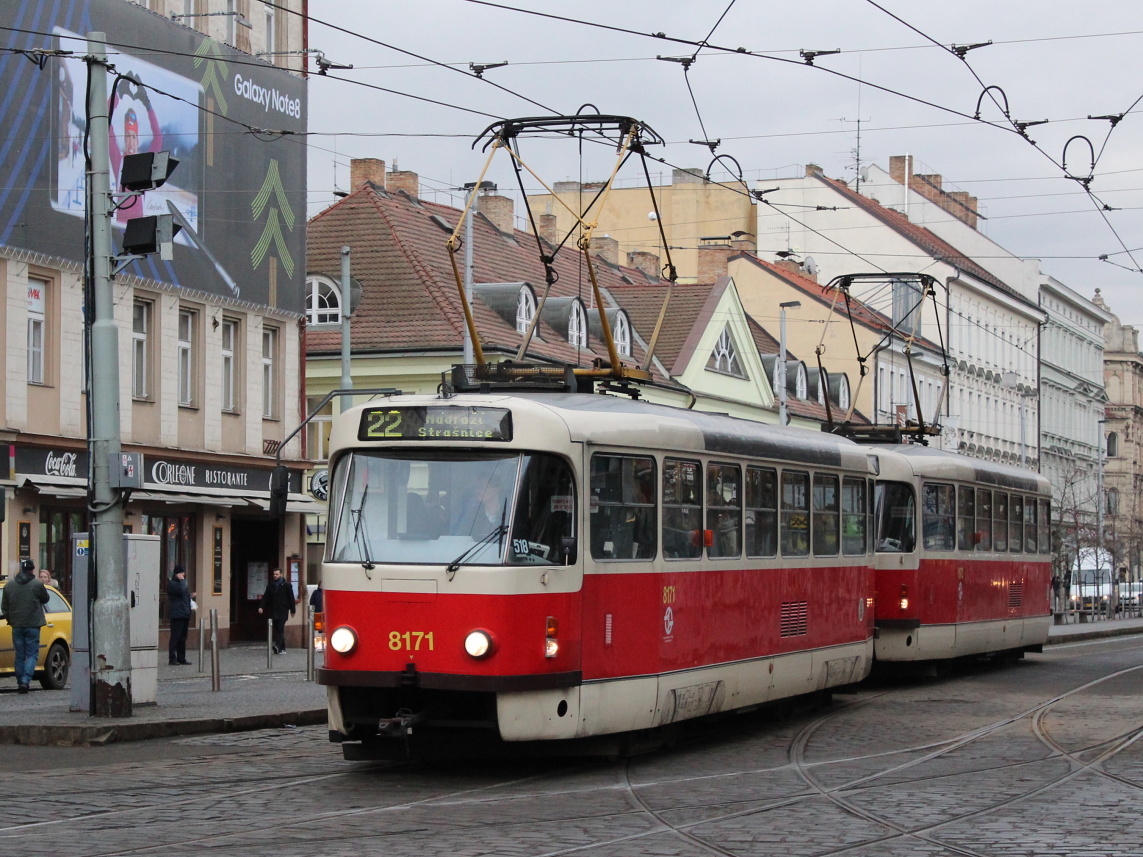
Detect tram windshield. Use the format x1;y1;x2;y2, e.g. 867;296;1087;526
327;451;576;567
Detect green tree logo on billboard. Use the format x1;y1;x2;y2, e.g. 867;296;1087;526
252;159;295;277
193;38;229;115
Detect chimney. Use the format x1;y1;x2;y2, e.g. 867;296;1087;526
553;181;581;194
537;213;559;247
774;259;803;277
672;167;705;184
387;170;420;197
805;163;823;176
476;193;514;233
627;250;661;280
697;241;731;282
948;191;979;230
915;172;941;190
729;232;756;255
592;235;619;266
350;158;385;189
889;155;912;185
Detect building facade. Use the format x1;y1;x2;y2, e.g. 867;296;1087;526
0;0;312;647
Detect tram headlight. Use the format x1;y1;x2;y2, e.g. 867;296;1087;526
464;629;495;659
329;626;358;654
545;616;559;659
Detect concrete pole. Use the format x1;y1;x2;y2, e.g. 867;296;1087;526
339;246;352;413
86;32;132;717
778;301;800;426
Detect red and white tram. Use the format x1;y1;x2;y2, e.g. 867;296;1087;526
317;392;877;758
868;445;1052;662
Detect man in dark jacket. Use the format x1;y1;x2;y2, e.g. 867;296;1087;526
258;567;296;653
166;565;194;665
1;558;49;693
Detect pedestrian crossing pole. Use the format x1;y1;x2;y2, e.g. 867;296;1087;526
85;32;132;717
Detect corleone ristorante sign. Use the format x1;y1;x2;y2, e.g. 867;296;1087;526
15;448;301;494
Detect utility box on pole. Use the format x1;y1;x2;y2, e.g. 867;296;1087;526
124;534;160;704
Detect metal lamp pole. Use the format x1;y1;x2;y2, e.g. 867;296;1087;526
778;301;801;425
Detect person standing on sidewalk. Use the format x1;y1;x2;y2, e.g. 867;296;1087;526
167;565;194;665
258;567;296;653
1;558;49;693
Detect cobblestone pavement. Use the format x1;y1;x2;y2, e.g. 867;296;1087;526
1;636;1141;857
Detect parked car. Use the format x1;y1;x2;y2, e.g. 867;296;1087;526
0;582;72;690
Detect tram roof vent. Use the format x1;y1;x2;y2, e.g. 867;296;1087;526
443;362;584;395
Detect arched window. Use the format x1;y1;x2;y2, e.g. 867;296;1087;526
516;285;536;334
305;275;342;326
613;311;632;357
1107;431;1119;458
707;325;745;378
568;300;587;347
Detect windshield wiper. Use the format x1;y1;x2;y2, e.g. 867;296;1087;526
350;484;375;571
446;520;508;581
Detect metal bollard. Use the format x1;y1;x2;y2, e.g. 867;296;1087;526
267;618;274;668
210;608;221;692
305;606;315;682
198;616;205;674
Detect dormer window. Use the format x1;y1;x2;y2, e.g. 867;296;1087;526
305;275;341;326
516;285;536;334
614;310;631;357
707;325;745;378
569;300;587;347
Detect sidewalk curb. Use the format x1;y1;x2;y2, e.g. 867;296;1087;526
0;708;326;747
1046;624;1143;645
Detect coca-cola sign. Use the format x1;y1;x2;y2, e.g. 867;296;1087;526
45;450;79;479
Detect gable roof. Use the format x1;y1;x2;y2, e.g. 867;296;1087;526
808;172;1037;309
731;252;944;353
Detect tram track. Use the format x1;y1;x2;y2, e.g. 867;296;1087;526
2;655;1141;857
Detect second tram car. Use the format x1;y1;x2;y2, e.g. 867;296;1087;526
868;445;1052;662
317;393;878;757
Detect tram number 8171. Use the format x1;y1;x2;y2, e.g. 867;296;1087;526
389;631;435;652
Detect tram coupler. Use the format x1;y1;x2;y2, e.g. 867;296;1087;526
378;708;426;738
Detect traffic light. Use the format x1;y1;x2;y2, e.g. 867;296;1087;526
122;214;182;261
120;151;179;191
269;464;290;518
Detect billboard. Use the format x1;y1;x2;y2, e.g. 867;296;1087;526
0;0;306;312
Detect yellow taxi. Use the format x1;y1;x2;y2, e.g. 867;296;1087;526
0;582;73;690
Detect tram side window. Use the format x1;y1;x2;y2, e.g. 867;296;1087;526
875;481;916;553
1038;498;1051;554
994;493;1009;551
781;471;810;557
1009;494;1024;553
957;486;976;551
509;453;577;565
707;463;742;559
745;467;778;558
590;455;656;561
1024;496;1037;553
663;458;703;559
975;489;992;551
922;483;955;551
841;476;867;556
812;474;840;557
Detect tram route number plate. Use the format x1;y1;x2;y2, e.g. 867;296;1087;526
359;406;512;442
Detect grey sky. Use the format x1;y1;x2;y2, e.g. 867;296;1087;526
304;0;1143;325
